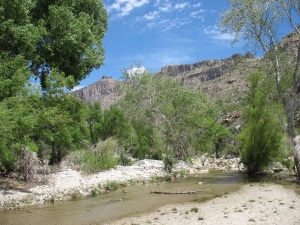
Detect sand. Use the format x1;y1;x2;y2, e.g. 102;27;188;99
105;183;300;225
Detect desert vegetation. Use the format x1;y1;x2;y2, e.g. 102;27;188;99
0;0;299;184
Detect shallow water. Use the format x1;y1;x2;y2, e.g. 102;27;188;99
0;171;250;225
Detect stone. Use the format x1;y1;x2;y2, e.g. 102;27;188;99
133;159;164;168
238;162;248;174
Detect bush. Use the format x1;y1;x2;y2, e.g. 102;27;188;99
105;181;119;190
68;138;119;174
238;74;284;175
16;147;49;183
163;152;175;173
118;152;133;166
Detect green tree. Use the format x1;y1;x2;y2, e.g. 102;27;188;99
102;106;132;142
0;0;108;91
238;73;284;175
220;0;300;178
0;94;40;172
0;54;30;101
87;102;103;144
210;123;231;158
119;69;223;160
35;95;88;164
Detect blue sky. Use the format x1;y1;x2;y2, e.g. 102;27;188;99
75;0;246;90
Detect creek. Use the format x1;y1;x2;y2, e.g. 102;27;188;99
0;171;248;225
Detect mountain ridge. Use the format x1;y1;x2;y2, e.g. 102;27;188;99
73;52;258;109
72;29;298;109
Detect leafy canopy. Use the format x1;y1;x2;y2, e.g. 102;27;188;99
118;68;226;160
0;0;108;91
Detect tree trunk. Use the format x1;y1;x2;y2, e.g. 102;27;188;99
277;43;300;179
282;95;300;179
294;142;300;178
292;43;300;179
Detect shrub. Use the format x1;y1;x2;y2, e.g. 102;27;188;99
16;147;49;183
69;138;119;174
163;152;175;173
238;74;284;175
118;152;133;166
105;181;119;190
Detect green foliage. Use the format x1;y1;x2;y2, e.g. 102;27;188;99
118;153;133;166
0;92;89;171
0;0;108;92
191;207;199;213
118;68;225;160
163;152;175;173
30;0;108;90
238;73;284;175
0;94;40;172
0;0;108;172
105;181;119;190
102;106;131;141
220;0;300;178
0;53;30;101
36;95;89;164
87;102;103;144
75;138;119;174
206;119;231;158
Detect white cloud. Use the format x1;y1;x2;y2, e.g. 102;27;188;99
71;86;85;92
108;0;149;16
203;27;234;41
127;66;146;77
143;11;159;20
190;9;206;18
158;3;172;12
193;3;202;7
174;2;189;9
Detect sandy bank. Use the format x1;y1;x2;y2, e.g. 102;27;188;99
105;183;300;225
0;160;168;209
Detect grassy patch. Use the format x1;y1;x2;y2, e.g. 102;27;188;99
191;207;199;213
105;181;119;190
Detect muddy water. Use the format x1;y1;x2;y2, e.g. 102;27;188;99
0;171;247;225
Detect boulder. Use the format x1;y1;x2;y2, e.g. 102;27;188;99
133;159;164;168
238;162;248;174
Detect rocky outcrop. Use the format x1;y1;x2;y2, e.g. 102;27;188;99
72;53;258;108
71;30;298;109
72;76;120;109
160;52;255;82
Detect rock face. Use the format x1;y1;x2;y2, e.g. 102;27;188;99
160;52;255;82
72;76;120;109
73;53;258;108
71;30;298;109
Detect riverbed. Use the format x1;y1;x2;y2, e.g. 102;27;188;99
0;171;247;225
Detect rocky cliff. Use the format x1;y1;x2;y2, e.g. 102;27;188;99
72;29;299;109
73;53;259;108
160;52;259;104
72;75;120;109
160;52;255;81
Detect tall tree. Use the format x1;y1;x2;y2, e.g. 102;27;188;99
119;69;224;160
87;102;103;144
0;0;108;91
238;73;284;175
220;0;300;178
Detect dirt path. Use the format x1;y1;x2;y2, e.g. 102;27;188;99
105;183;300;225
